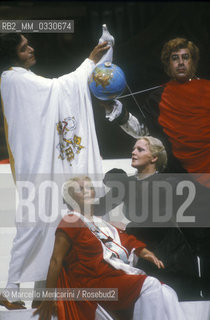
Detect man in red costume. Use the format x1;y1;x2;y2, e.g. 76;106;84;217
105;38;210;184
102;37;210;298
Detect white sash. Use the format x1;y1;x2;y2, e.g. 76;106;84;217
69;212;146;276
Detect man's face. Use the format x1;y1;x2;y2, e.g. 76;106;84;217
169;48;194;83
15;35;36;69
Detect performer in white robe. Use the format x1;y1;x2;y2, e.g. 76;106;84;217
0;26;114;295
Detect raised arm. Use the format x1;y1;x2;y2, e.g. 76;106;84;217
89;41;110;64
33;231;71;320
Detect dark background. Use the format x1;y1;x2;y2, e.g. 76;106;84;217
0;0;209;160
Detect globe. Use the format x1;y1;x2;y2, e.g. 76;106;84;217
88;62;126;100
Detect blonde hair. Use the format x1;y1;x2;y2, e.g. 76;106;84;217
137;136;167;172
62;176;94;206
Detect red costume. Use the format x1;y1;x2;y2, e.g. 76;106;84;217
56;214;147;320
158;79;210;186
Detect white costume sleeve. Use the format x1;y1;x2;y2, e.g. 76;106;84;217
106;100;149;138
56;58;95;92
1;58;96;176
121;113;149;138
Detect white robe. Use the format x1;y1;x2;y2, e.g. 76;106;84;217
0;57;104;282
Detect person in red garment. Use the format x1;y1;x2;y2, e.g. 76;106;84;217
0;159;9;164
104;38;210;186
102;38;210;299
34;176;186;320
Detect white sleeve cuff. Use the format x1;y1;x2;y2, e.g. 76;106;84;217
105;100;122;122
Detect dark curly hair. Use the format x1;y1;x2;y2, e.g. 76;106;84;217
161;38;200;77
0;33;22;71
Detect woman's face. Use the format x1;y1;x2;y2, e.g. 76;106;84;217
70;179;95;208
131;139;156;171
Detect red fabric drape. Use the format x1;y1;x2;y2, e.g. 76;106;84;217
57;267;97;320
56;215;147;319
0;159;9;164
158;79;210;187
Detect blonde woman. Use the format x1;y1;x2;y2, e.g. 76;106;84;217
34;176;186;320
95;136;201;301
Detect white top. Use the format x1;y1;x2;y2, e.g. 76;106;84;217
1;59;102;177
0;59;103;281
0;26;114;282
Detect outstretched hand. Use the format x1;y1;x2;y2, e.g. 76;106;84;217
33;301;57;320
139;248;165;269
89;41;110;64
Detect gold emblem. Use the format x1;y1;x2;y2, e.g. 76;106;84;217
56;117;84;165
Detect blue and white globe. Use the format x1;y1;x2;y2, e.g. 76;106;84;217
88;62;126;100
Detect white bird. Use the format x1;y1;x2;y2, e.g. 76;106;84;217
99;24;115;47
